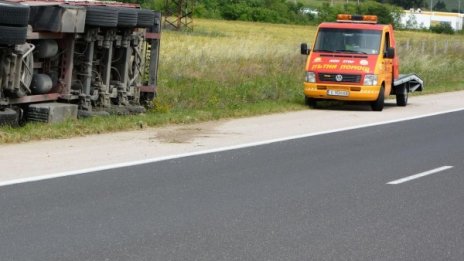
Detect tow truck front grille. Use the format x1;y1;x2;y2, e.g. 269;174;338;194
318;73;361;83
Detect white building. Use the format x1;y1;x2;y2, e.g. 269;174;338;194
400;9;464;31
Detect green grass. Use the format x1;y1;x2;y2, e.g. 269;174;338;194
395;30;464;91
1;19;463;143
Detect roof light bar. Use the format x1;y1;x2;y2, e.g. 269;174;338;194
336;14;378;24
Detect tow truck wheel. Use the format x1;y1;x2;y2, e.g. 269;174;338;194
371;86;385;111
304;96;317;108
396;85;408;106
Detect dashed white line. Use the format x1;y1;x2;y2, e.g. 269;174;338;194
387;166;454;185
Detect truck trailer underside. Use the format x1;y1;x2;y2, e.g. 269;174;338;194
0;0;161;125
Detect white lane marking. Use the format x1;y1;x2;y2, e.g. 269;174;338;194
1;107;464;187
387;166;454;185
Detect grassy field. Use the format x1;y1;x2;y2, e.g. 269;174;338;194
1;19;463;143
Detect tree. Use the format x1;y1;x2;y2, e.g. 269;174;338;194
433;1;447;11
318;1;402;28
193;0;313;24
378;0;425;9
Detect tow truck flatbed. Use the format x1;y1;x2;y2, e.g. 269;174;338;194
394;74;424;92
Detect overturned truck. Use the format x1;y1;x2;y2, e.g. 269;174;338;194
0;0;161;125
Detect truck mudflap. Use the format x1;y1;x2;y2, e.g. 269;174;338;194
393;74;424;93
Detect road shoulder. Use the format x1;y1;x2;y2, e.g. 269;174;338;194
1;91;464;184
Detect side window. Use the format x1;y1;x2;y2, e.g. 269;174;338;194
384;32;390;54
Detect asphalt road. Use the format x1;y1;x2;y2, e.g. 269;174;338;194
1;111;463;261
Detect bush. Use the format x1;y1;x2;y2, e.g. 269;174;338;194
193;0;315;25
430;22;455;34
221;3;251;20
317;1;402;28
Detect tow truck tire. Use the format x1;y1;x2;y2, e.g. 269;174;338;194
0;1;30;27
371;86;384;111
396;85;408;106
0;108;19;126
0;25;28;45
304;96;317;108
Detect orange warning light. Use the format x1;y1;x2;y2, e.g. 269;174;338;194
336;14;378;23
337;14;352;21
363;15;378;22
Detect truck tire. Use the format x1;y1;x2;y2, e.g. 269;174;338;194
0;108;19;126
395;85;408;106
0;1;30;27
136;9;155;28
0;25;27;45
85;6;118;27
371;86;385;111
116;7;138;28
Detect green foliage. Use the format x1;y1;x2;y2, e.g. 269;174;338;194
316;2;342;23
433;0;447;11
117;0;164;10
194;0;223;19
430;22;455;34
316;1;403;27
193;0;315;24
379;0;424;9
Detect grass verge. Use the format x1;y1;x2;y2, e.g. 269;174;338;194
1;19;463;143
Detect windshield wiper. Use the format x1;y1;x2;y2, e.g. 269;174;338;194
335;49;368;54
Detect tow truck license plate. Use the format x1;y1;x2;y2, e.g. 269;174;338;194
327;90;349;97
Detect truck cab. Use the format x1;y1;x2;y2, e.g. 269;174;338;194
301;14;423;111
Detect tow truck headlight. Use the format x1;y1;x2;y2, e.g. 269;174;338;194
305;72;316;83
363;74;378;86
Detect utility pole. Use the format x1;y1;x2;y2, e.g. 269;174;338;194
163;0;195;31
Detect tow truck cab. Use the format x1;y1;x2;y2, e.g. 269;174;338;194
301;14;423;111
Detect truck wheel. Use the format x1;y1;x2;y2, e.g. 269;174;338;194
116;8;138;28
371;86;384;111
0;25;28;45
0;2;30;27
85;6;118;27
304;96;317;108
0;108;19;126
136;9;155;28
396;85;408;106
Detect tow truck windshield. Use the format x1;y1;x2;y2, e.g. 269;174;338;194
313;28;382;55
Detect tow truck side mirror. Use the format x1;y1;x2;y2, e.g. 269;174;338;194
385;47;395;58
301;43;310;55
